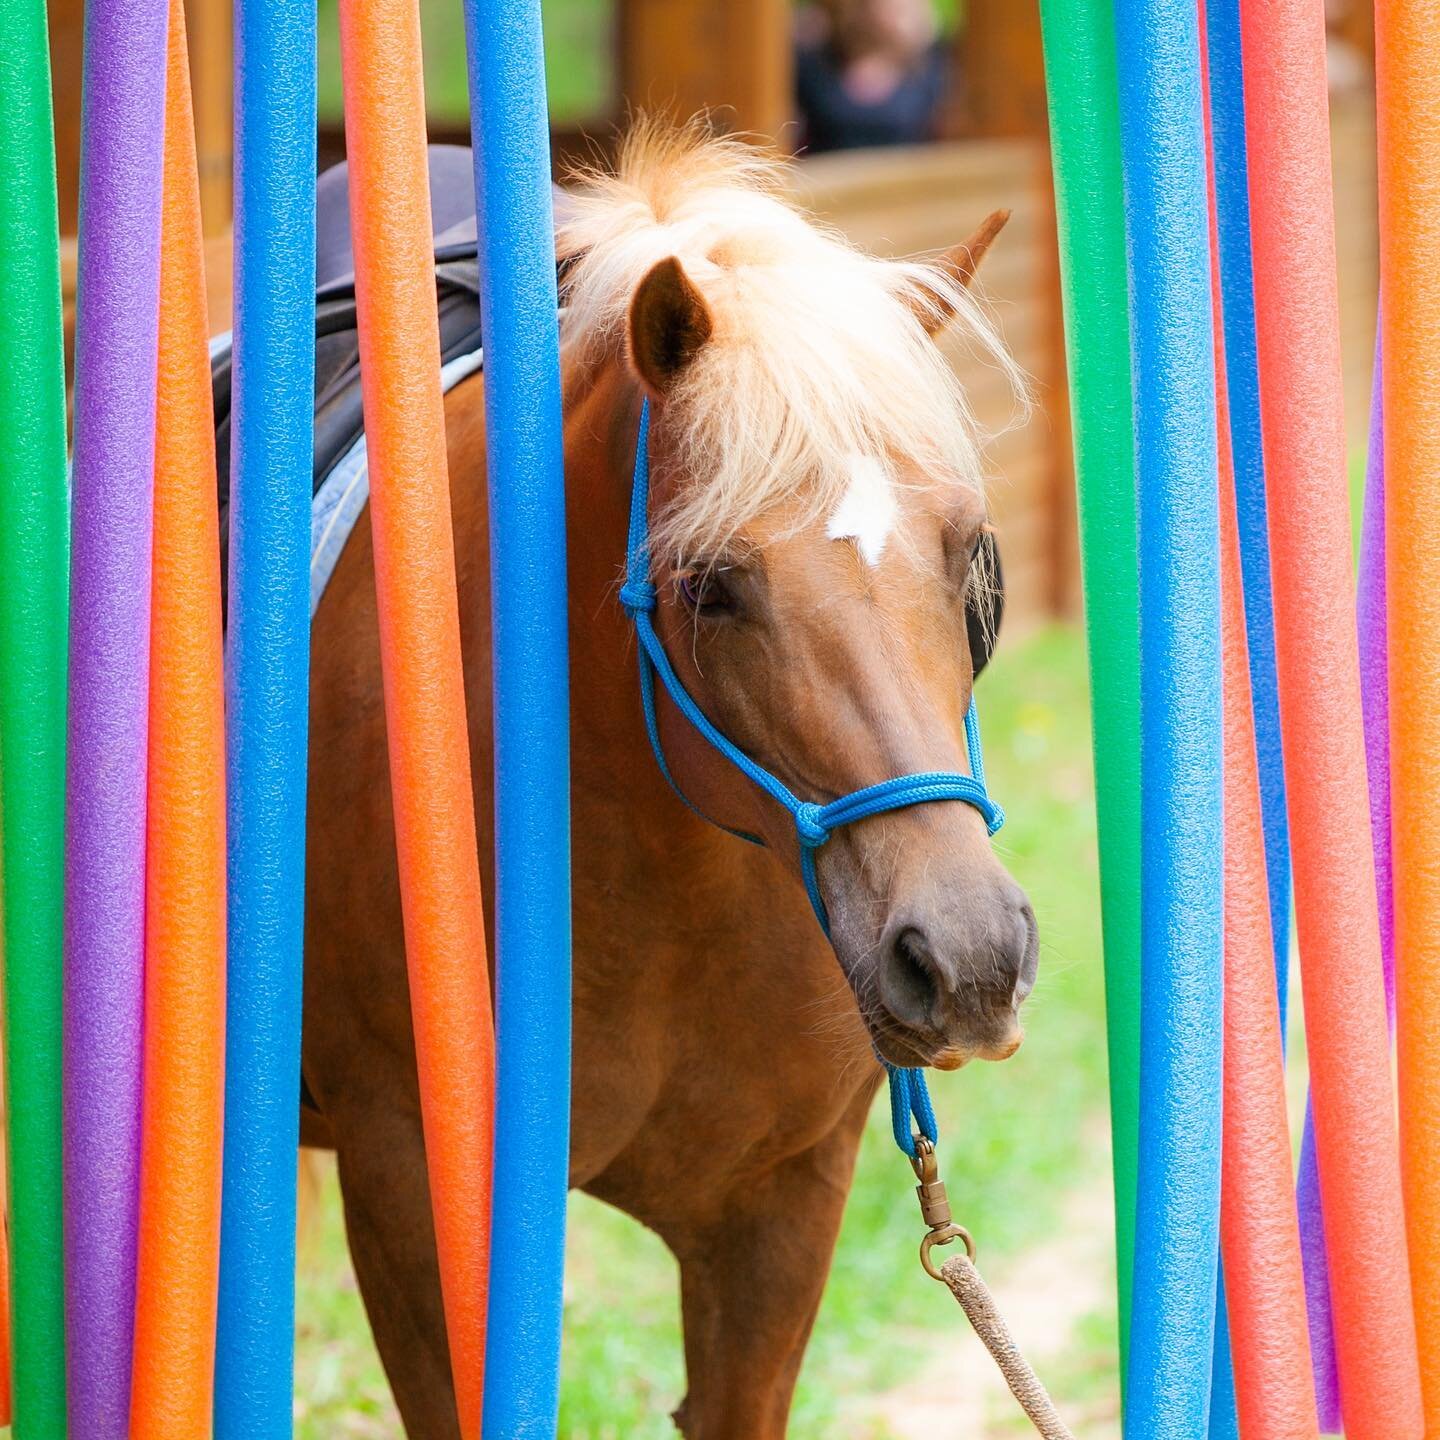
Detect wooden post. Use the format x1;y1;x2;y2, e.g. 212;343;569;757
50;0;232;362
962;3;1079;618
187;0;233;235
619;0;792;146
48;0;82;237
50;0;230;236
960;2;1051;140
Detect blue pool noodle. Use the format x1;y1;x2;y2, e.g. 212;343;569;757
1204;0;1292;1016
1202;6;1295;1430
1114;0;1226;1431
214;0;316;1430
462;2;574;1434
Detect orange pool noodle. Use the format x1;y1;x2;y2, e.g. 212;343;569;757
337;0;496;1430
1375;1;1440;1428
129;0;228;1433
1240;4;1422;1435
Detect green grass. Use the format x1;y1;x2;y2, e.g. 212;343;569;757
293;622;1114;1436
1351;442;1369;562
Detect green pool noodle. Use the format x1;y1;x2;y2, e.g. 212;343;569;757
1038;0;1142;1366
0;0;72;1428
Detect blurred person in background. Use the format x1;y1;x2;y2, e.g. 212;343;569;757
794;0;951;153
1325;0;1369;94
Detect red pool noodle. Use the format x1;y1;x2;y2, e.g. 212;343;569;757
1217;402;1317;1440
1240;4;1422;1435
1375;1;1440;1426
1200;28;1317;1430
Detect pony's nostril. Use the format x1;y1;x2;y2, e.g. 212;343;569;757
1013;904;1040;1003
879;926;942;1030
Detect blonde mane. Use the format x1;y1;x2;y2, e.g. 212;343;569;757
556;119;1023;564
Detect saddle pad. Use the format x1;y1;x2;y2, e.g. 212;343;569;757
209;258;485;619
211;144;577;621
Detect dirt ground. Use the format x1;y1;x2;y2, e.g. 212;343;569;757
852;1124;1122;1440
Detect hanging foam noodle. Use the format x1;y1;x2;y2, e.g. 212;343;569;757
1376;0;1440;1429
1241;1;1421;1435
336;0;497;1429
1110;2;1226;1431
129;1;227;1432
461;1;572;1434
1035;0;1143;1371
1203;38;1317;1423
63;0;169;1427
214;0;315;1423
0;0;70;1424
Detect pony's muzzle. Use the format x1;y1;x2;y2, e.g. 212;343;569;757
874;882;1037;1068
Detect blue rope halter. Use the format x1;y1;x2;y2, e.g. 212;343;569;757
619;399;1006;1157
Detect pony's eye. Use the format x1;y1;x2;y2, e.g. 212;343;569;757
677;569;735;616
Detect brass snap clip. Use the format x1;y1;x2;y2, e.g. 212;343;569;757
911;1135;976;1282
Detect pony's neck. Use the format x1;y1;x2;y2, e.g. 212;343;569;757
560;352;648;739
549;354;793;930
560;359;704;847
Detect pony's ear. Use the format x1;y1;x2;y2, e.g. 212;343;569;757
910;209;1010;337
628;256;714;397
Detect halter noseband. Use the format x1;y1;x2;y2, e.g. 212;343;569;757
619;399;1007;1157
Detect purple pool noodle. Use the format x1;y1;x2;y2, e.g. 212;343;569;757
62;0;169;1431
1297;1104;1341;1430
1295;333;1389;1434
1357;345;1394;1025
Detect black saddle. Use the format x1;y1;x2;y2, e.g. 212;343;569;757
210;145;572;607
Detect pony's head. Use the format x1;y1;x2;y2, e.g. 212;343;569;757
559;122;1038;1071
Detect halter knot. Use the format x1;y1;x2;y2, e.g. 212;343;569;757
620;579;657;614
794;802;830;849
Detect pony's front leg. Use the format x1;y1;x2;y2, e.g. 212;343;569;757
668;1105;869;1440
330;1094;460;1440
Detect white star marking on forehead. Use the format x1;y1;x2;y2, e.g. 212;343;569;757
827;455;899;567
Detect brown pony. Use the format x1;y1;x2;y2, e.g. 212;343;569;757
298;122;1037;1439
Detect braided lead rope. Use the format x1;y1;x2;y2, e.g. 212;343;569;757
912;1138;1077;1438
938;1253;1077;1440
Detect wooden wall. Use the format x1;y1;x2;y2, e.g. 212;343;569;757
955;0;1049;140
1333;89;1380;448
